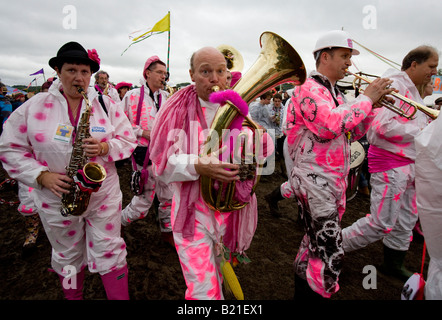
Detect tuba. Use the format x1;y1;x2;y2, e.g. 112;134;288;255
60;86;107;217
200;31;306;212
217;44;244;72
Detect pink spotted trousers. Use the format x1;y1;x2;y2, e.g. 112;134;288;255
342;164;418;252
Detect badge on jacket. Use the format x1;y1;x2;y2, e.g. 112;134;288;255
54;124;74;143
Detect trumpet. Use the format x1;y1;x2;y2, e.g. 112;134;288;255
347;70;439;120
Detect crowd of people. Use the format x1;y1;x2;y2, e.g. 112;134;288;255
0;28;441;300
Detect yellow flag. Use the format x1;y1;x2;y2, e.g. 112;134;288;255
122;12;170;55
132;12;170;42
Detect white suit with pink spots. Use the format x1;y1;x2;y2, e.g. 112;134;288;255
153;98;228;300
285;71;377;298
120;80;173;231
0;79;137;276
342;69;429;252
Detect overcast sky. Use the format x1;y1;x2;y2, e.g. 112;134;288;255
1;0;441;93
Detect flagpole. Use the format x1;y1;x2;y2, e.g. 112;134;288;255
167;11;171;73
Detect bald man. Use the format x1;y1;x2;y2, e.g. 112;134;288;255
150;47;252;300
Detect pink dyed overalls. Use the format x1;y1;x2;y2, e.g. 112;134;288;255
120;81;173;232
342;69;429;253
285;71;377;298
0;79;137;278
153;98;234;300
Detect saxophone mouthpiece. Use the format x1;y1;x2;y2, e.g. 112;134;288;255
76;86;85;94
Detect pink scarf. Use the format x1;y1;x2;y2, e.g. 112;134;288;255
149;85;259;254
150;85;206;241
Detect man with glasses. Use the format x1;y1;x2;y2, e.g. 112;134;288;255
120;56;174;245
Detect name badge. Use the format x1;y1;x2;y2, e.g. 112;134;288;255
54;124;74;143
91;126;106;133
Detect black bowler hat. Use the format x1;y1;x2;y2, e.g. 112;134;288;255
49;41;100;73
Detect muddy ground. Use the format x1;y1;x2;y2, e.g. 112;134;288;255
0;160;428;302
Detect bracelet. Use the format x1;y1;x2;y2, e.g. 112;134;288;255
99;142;108;156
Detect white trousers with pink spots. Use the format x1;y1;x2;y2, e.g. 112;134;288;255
342;164;418;252
17;181;37;216
33;179;127;276
172;203;232;300
121;164;173;232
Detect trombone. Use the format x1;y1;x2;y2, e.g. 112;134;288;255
347;70;439;120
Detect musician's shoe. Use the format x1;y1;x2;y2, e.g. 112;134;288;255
294;274;326;300
58;268;85;300
101;264;129;300
378;245;413;281
265;186;284;218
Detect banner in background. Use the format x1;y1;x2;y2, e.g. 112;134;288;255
432;75;442;94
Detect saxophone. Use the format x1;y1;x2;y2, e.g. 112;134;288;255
103;82;109;96
60;86;107;217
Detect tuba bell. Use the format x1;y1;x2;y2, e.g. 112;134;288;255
217;44;244;72
200;31;306;212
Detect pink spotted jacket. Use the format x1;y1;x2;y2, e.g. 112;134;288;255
120;79;169;147
0;79;137;204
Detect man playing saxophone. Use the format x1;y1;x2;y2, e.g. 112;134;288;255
0;41;137;300
94;70;120;102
